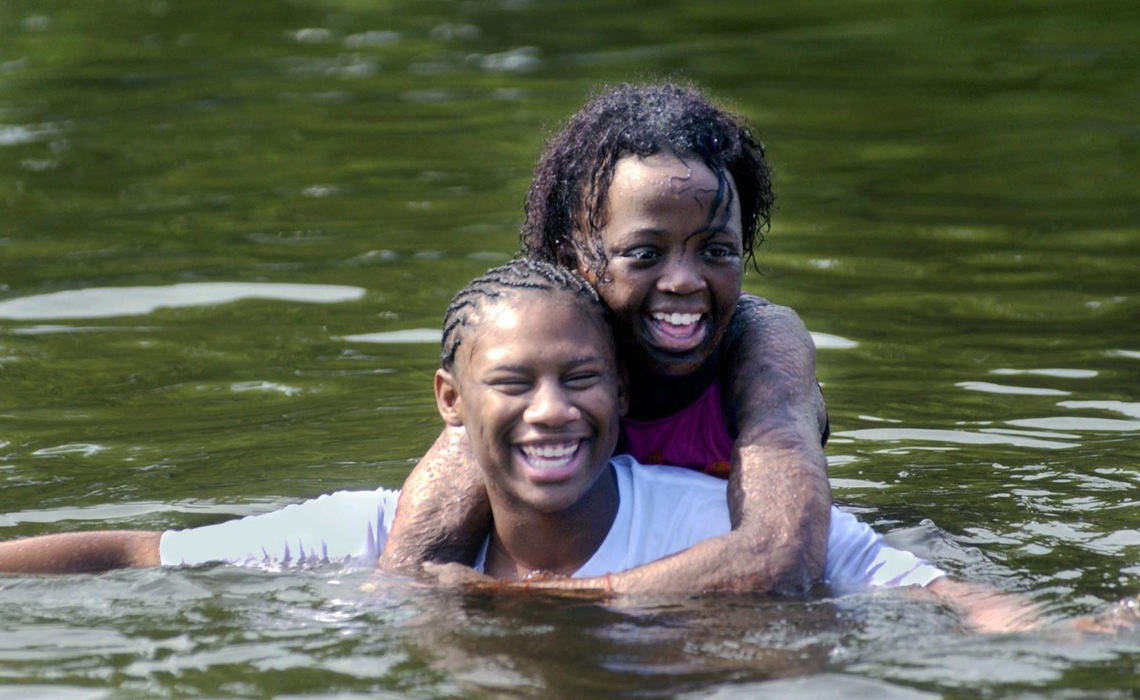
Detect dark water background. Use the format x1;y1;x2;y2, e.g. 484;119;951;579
1;0;1138;695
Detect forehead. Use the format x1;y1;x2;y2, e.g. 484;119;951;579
604;153;741;222
459;290;611;368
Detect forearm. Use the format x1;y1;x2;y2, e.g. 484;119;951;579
378;426;491;571
589;420;832;595
726;420;832;590
523;454;829;595
717;297;833;592
0;530;161;574
558;528;815;595
925;577;1043;633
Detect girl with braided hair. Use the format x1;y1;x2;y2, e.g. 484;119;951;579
383;83;832;594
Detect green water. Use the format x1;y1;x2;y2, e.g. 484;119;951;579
1;0;1139;695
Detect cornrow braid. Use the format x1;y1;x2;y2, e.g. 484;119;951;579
440;257;607;371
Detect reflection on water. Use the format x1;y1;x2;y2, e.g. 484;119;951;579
1;0;1138;695
0;282;365;320
341;328;441;344
834;427;1078;450
956;381;1071;396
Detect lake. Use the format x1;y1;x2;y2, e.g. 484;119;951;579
1;0;1138;695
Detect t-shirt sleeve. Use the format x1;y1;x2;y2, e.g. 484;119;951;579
159;488;400;569
825;507;946;595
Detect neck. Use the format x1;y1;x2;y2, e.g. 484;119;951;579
483;465;619;579
624;351;719;420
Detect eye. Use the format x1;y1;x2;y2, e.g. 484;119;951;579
487;376;532;395
702;240;741;260
563;370;601;389
620;246;661;263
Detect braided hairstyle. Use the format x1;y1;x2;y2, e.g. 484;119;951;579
440;257;610;371
521;83;774;278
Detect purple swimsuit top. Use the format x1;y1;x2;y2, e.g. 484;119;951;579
618;380;734;479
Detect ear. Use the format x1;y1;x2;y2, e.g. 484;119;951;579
576;259;599;286
616;364;630;417
572;235;601;286
434;369;464;426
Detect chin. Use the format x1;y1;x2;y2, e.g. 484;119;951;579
525;490;589;515
643;350;713;378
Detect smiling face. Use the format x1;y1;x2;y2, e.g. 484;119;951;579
435;290;626;516
582;152;744;377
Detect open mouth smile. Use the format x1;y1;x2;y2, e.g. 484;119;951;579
517;440;585;482
649;311;707;350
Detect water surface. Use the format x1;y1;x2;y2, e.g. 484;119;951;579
1;0;1138;695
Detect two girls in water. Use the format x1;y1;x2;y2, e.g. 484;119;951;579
382;83;831;593
0;82;827;592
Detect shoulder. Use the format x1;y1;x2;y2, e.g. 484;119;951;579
724;293;813;349
718;294;823;430
609;455;731;547
611;454;728;503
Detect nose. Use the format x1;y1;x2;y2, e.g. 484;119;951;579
524;379;580;427
657;255;706;295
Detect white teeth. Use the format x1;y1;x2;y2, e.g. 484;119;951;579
520;441;579;469
653;312;702;326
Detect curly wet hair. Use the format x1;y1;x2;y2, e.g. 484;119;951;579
520;83;774;277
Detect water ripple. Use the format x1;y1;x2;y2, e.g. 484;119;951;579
0;283;365;320
0;122;59;146
811;332;859;350
834;428;1078;450
1057;401;1140;419
341;329;440;344
956;382;1069;396
1006;417;1140;432
990;368;1098;379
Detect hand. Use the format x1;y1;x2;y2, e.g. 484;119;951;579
926;577;1043;633
419;563;610;600
1069;594;1140;634
421;561;494;588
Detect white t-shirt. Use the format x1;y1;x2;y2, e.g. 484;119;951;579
160;455;945;592
160;488;400;568
473;455;945;593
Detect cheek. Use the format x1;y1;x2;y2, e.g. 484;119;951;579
591;383;623;421
592;286;626;316
714;270;742;303
596;278;642;316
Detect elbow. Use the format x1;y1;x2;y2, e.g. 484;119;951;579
730;518;829;595
766;539;826;595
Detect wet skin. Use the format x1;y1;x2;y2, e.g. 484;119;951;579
433;293;627;577
583;152;743;384
382;154;831;594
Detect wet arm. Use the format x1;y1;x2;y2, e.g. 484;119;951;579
925;577;1043;633
0;530;161;574
716;296;831;590
528;298;830;594
378;426;491;571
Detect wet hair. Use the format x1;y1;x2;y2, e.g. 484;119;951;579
520;82;774;277
440;257;610;371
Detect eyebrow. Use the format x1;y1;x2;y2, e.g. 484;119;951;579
487;355;605;373
621;227;740;250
